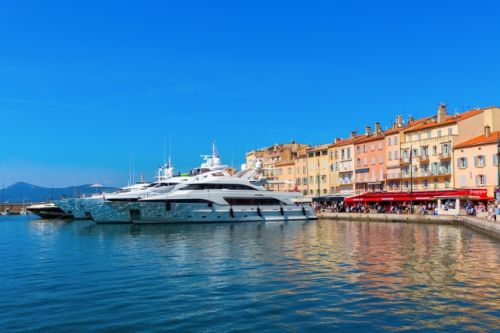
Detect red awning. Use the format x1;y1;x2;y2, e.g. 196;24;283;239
344;189;490;203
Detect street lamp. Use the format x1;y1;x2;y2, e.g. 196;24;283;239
497;132;500;199
410;145;413;214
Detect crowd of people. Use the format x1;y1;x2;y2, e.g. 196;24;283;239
313;200;498;220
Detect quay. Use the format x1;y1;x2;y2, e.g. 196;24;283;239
0;203;33;215
318;212;500;240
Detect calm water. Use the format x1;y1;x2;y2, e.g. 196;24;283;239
0;216;498;332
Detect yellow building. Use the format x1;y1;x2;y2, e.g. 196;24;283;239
399;104;500;192
305;144;331;196
454;126;500;197
294;151;309;195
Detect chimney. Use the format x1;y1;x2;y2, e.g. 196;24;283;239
334;137;342;144
395;114;403;128
365;126;371;136
350;131;357;138
485;125;491;137
408;115;415;123
375;122;382;135
437;103;447;123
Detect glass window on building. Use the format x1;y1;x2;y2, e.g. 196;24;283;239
460;175;466;187
458;157;468;169
388;137;392;146
448;127;453;135
437;130;442;137
433;179;438;189
427;131;431;139
394;137;398;145
379;156;383;164
394;150;399;159
475;155;486;167
445;178;450;188
476;174;486;186
494;154;499;166
371;157;376;165
432;146;437;155
388;151;392;160
423;179;429;188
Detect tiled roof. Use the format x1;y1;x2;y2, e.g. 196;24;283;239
355;133;385;144
454;131;500;149
405;108;487;133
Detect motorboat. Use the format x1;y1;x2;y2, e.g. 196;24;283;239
26;203;72;219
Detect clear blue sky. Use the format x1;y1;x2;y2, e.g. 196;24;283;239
1;0;499;187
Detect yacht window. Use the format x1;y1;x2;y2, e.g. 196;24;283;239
224;198;283;206
182;184;255;190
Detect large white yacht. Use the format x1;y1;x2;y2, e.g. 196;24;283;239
109;175;316;224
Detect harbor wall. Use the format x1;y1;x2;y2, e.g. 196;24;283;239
318;212;500;240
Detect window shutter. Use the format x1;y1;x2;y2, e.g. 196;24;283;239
474;156;478;167
483;175;487;186
464;158;468;168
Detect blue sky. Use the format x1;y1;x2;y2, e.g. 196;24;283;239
1;0;499;187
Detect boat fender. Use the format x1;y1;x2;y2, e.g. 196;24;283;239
301;206;306;216
257;207;262;217
229;207;235;218
280;206;284;216
165;201;171;211
208;202;213;208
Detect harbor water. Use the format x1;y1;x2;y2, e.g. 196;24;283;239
0;216;498;332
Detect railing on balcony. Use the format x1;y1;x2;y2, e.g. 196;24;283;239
438;152;451;160
418;155;429;162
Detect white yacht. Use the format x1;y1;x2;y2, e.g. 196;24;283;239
106;174;316;224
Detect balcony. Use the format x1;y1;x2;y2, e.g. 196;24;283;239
339;179;353;185
400;157;411;165
386;172;401;180
438;152;451;160
419;155;430;163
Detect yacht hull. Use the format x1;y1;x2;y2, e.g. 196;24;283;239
105;201;316;224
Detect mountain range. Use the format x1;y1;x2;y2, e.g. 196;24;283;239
1;182;117;203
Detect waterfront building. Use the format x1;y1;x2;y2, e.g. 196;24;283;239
245;142;310;191
454;126;500;197
337;133;360;194
354;123;386;193
306;144;331;196
271;160;297;192
294;151;309;195
327;140;341;194
399;104;500;192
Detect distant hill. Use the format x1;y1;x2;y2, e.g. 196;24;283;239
1;182;117;203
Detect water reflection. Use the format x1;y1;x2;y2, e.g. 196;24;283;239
2;216;498;332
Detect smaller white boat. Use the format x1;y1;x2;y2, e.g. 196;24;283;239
27;203;71;219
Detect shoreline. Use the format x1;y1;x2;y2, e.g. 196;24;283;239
318;212;500;240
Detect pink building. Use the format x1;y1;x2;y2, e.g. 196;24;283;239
354;123;386;193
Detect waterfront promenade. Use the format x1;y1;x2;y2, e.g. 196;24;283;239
318;212;500;239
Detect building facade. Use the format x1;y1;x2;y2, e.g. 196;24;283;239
354;123;386;193
454;126;500;197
